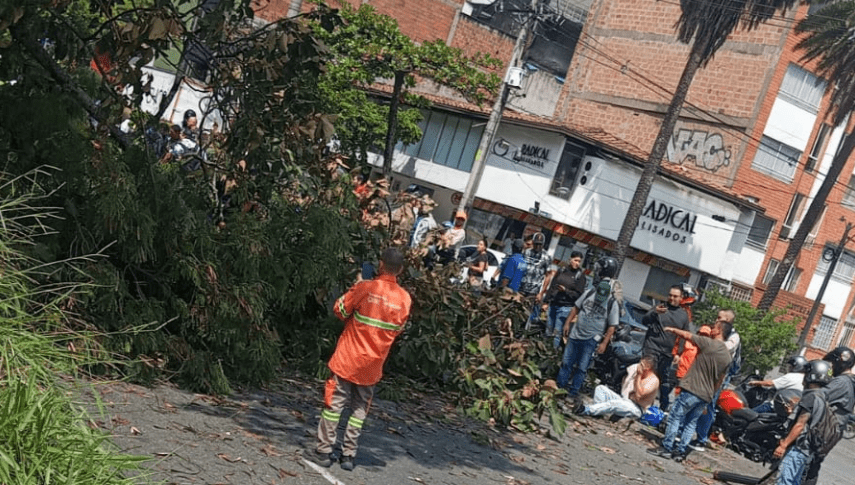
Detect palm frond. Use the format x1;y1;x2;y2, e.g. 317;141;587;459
795;0;855;127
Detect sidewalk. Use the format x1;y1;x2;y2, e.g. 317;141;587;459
83;375;773;485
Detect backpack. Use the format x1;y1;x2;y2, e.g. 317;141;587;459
609;279;626;318
728;339;743;377
807;393;843;458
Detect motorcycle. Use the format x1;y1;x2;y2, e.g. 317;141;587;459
712;382;800;464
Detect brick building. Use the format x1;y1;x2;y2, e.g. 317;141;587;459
256;0;855;355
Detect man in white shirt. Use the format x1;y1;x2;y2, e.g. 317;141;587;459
748;355;806;413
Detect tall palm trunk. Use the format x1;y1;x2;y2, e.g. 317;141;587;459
757;130;855;311
613;39;707;275
382;70;406;178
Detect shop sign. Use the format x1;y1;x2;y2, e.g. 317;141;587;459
512;144;550;169
639;199;697;244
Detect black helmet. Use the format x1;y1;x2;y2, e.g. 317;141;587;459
595;256;618;279
823;346;855;377
803;360;834;386
532;232;546;246
785;355;808;373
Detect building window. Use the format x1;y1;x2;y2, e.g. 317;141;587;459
806;124;831;172
839;317;855;348
640;266;684;306
780;193;806;239
813;315;837;350
401;110;484;172
762;259;800;291
553;235;580;263
844;175;855;208
729;283;753;302
817;245;855;282
752;136;801;182
550;142;585;199
779;64;827;113
747;214;775;249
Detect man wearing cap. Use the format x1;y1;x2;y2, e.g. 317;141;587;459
441;211;467;250
307;248;412;471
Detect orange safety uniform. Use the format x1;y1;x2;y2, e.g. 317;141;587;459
329;273;412;387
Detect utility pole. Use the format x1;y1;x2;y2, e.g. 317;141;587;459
456;0;539;222
798;219;854;352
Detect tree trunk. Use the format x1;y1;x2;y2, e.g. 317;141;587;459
757;130;855;312
612;40;706;276
382;70;406;178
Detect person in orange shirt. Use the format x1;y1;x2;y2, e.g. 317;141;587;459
307;248;412;471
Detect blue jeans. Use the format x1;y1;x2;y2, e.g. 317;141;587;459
545;305;572;350
695;373;732;444
776;447;811;485
663;390;707;456
752;401;774;414
557;337;598;397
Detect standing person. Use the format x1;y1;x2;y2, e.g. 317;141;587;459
502;232;516;255
307;248;412;471
802;347;855;485
692;314;740;449
556;257;620;402
491;239;526;291
543;251;586;350
773;360;839;485
182;109;199;141
747;356;807;413
467;238;489;287
520;232;554;330
409;196;437;249
574;355;660;419
648;310;732;462
641;285;690;411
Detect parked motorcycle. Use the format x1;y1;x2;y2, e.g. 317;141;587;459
712;384;800;464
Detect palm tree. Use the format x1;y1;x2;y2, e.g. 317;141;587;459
613;0;802;274
757;0;855;312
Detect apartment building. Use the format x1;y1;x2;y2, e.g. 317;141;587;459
252;0;855;353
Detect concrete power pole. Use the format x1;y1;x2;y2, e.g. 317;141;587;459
798;219;854;352
455;0;539;223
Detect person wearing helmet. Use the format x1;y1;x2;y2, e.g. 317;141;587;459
640;285;690;412
802;347;855;485
773;360;836;485
557;256;620;401
748;356;807;414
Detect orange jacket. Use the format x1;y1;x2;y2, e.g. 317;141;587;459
329;273;412;386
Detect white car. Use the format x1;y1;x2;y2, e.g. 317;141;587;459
456;245;507;288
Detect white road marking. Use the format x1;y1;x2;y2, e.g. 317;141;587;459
302;459;348;485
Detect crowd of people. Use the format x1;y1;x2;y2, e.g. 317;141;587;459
304;189;853;485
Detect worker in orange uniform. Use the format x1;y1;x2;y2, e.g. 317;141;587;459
306;248;412;472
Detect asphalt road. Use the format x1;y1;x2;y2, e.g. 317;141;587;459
818;433;855;485
81;376;776;485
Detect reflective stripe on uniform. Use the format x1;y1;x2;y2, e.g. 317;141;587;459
353;311;401;331
348;416;364;429
322;409;341;422
337;297;350;318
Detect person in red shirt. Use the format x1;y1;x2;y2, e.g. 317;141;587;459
307;248;412;471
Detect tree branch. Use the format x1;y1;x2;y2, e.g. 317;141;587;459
10;25;130;150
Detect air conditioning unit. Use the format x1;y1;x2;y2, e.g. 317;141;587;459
506;67;525;88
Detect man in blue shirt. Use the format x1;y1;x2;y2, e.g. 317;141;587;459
492;239;526;291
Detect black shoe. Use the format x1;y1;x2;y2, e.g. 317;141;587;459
305;448;333;467
673;452;686;463
573;403;587;415
647;446;672;459
340;455;355;471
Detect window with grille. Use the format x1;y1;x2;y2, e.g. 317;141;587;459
401;110;484;172
780;193;806;239
813;315;837;350
747;214;776;249
843;175;855;208
817;245;855;282
779;64;827;113
752;136;801;182
839;318;855;348
806;124;831;172
729;284;753;302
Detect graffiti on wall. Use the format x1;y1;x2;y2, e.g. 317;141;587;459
667;128;733;173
